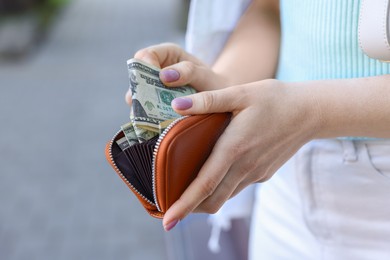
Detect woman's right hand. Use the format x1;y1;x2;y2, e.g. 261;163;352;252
126;43;230;105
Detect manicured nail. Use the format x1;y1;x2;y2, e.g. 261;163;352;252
160;69;180;82
171;97;193;110
164;219;179;232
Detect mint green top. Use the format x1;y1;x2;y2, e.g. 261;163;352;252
277;0;390;81
277;0;390;140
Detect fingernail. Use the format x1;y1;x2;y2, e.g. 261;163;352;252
160;69;180;82
171;97;193;110
164;219;179;232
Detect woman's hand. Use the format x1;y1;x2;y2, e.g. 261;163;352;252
126;43;230;105
163;79;323;231
128;44;323;232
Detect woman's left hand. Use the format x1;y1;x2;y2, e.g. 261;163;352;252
163;79;322;231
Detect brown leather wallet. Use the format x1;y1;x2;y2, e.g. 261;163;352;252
105;113;231;218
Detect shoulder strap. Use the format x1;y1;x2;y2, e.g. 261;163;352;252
358;0;390;61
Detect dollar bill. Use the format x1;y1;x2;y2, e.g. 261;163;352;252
130;108;158;143
116;136;130;151
127;58;196;133
120;122;139;146
158;118;177;134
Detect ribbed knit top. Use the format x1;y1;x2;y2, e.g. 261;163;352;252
277;0;390;81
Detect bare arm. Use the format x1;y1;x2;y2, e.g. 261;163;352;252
162;73;390;230
303;75;390;139
130;0;280;96
131;0;390;231
212;0;281;85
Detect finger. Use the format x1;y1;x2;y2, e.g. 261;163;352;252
228;165;261;199
134;44;176;68
125;89;132;106
159;61;223;91
162;129;237;230
229;181;252;199
171;86;243;115
195;132;261;213
194;161;257;214
194;166;245;214
134;43;203;69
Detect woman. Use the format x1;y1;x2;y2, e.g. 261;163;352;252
127;0;390;258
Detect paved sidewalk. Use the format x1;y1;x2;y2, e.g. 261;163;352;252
0;0;186;259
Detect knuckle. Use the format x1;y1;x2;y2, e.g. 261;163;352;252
160;42;180;50
199;177;219;198
226;140;248;160
254;168;272;183
256;175;271;183
134;47;159;61
134;48;149;59
262;175;272;182
177;199;194;217
197;181;232;214
180;61;196;76
125;90;132;105
199;201;221;214
205;205;221;214
241;159;259;175
172;196;195;217
201;91;216;111
202;179;217;198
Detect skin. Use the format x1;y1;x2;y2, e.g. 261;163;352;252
126;0;390;230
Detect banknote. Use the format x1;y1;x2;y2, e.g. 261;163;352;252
120;122;139;146
130;108;158;143
116;136;130;151
127;58;196;133
158;118;177;134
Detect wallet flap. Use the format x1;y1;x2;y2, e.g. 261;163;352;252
154;113;231;213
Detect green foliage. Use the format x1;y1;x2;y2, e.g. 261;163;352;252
38;0;70;27
44;0;70;8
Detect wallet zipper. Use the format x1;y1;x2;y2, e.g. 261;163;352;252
152;116;189;212
108;130;156;207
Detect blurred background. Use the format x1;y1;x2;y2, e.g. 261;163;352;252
0;0;186;259
0;0;251;259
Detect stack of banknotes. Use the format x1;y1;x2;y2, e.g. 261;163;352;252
116;58;196;150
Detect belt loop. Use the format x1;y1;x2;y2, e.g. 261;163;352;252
341;139;358;162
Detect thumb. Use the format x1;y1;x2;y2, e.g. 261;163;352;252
160;61;223;91
171;87;240;115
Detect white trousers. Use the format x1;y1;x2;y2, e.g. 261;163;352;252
249;139;390;260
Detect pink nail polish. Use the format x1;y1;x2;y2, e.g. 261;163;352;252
171;97;193;110
164;219;179;232
161;69;180;82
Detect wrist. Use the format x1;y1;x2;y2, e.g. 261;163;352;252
289;78;382;139
296;77;390;139
284;81;325;141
